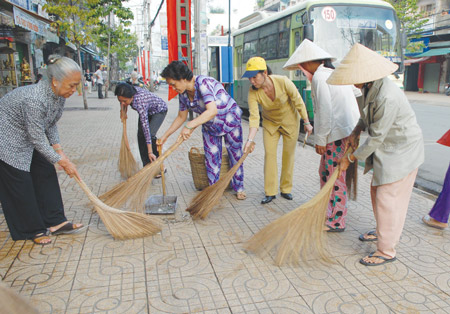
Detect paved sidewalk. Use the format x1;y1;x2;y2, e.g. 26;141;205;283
0;88;449;313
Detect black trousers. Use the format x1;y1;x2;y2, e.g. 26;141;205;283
0;151;67;240
137;111;167;166
97;83;103;99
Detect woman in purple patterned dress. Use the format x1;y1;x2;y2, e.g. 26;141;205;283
160;61;246;200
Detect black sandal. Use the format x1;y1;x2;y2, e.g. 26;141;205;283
358;230;377;242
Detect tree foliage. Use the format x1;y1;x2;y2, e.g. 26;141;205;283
44;0;100;46
386;0;429;53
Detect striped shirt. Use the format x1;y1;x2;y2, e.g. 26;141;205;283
130;87;168;145
0;80;64;171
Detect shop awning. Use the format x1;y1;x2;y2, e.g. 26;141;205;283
416;48;450;57
80;46;99;57
404;57;431;65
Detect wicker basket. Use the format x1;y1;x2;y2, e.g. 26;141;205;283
188;147;231;190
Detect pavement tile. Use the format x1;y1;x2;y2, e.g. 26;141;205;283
73;254;146;290
147;272;228;313
229;296;313;313
29;290;71;314
67;284;148;313
80;233;144;260
3;261;78;295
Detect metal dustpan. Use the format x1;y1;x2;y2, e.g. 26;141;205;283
145;144;177;215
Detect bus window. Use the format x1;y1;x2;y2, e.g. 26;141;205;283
309;5;401;64
277;17;290;58
243;40;258;63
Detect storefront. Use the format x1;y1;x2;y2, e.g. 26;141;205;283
0;0;54;96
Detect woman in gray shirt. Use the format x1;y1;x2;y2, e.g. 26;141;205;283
328;44;424;267
0;55;84;245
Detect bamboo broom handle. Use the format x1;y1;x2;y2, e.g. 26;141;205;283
122;119;132;151
157;142;166;196
73;176;125;214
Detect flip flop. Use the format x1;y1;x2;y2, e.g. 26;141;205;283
359;252;397;266
51;222;86;235
325;226;345;232
358;230;377;242
32;233;52;245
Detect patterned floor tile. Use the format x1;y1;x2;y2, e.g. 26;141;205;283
80;233;144;260
302;290;392;314
229;296;313;314
145;246;214;281
67;283;148;313
3;261;78;295
28;290;70;314
73;254;145;290
423;271;450;294
368;276;450;313
148;273;228;313
144;220;203;252
216;262;298;307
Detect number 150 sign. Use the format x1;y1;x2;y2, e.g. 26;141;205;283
322;6;336;22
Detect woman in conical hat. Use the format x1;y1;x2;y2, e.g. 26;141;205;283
328;44;424;266
242;57;313;204
283;39;360;233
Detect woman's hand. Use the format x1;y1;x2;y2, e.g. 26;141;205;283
120;105;128;120
304;123;313;135
338;154;351;175
58;157;80;180
148;152;157;163
315;145;326;155
348;129;361;150
180;125;194;141
244;140;256;154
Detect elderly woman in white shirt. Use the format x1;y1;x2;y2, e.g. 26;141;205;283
283;39;360;232
328;44;424;266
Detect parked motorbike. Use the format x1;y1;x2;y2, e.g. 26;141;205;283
445;83;450;96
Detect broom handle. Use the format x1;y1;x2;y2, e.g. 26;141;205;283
157;143;166;196
122;119;132;151
73;176;125;214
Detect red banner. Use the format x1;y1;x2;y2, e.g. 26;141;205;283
166;0;192;101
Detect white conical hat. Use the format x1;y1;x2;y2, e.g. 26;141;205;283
327;43;398;85
283;39;336;71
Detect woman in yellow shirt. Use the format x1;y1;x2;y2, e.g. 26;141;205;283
243;57;313;204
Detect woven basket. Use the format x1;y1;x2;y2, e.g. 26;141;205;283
188;147;231;190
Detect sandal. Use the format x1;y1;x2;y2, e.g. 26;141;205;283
155;168;167;179
324;226;345;232
236;191;247;200
32;233;52;245
422;215;448;230
359;230;377;242
359;252;396;266
51;222;85;235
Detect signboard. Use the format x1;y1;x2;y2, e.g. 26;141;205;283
9;0;29;10
13;6;46;36
161;36;168;50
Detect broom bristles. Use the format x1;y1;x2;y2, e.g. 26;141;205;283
100;137;184;211
244;168;340;266
345;158;358;201
118;129;139;179
75;177;163;239
186;144;253;219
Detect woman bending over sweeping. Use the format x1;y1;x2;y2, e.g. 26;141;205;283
329;44;424;266
243;57;313;204
159;61;246;200
115;83;168;175
283;39;360;232
0;55;84;245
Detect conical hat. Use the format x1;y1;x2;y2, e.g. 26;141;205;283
327;43;398;85
283;39;336;71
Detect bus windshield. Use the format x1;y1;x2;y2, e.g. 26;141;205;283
309;5;401;64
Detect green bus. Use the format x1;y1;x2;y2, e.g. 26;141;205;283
232;0;404;120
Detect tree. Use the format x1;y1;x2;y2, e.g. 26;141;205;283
90;0;134;97
45;0;101;109
386;0;429;53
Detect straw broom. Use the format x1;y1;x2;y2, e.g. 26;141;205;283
186;142;255;219
99;136;184;212
74;176;162;239
244;148;354;266
0;283;39;314
118;118;139;179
